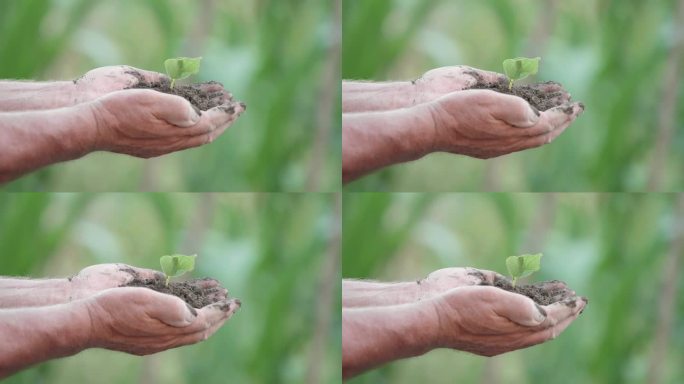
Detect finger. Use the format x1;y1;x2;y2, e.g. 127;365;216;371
146;91;202;128
195;278;221;289
538;296;586;329
464;268;506;285
459;66;508;86
516;101;584;143
181;101;246;139
465;286;547;327
521;299;585;346
138;290;198;328
115;264;165;282
181;298;242;334
122;65;170;85
171;307;237;347
475;91;540;128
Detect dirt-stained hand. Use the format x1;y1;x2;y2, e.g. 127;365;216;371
424;89;584;159
68;263;228;303
427;285;586;356
82;287;240;355
413;66;505;104
74;65;169;101
418;267;503;297
87;89;245;158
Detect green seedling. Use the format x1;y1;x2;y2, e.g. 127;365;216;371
502;57;540;90
160;254;196;286
505;253;542;288
164;57;202;89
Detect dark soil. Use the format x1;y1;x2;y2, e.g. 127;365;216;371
464;70;568;112
126;70;229;111
120;267;226;308
484;276;579;306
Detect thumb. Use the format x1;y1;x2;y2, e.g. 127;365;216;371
473;286;547;327
142;290;198;328
149;92;202;128
486;92;540;128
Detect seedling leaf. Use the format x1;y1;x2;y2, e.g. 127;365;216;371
506;253;542;287
164;57;202;89
502;57;540;90
160;254;196;286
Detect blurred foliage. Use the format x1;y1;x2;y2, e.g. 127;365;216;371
343;0;684;191
0;0;340;192
343;193;684;384
0;193;340;383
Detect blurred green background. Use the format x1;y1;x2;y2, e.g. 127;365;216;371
343;193;684;384
0;193;341;383
343;0;684;192
0;0;340;192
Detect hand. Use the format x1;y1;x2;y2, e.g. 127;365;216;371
68;263;228;302
425;89;584;159
88;89;245;158
83;287;240;355
74;65;168;101
428;285;586;356
413;66;572;106
413;66;505;104
418;267;501;298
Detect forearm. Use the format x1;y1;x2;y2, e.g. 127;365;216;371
342;279;422;307
342;303;435;379
342;81;417;113
0;302;91;378
0;81;84;111
0;278;71;308
342;105;434;183
0;104;97;183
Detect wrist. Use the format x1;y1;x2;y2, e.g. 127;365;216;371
395;301;440;356
404;103;440;157
75;101;107;153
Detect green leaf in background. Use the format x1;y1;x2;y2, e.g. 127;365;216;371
502;56;540;89
505;253;542;287
160;254;196;285
164;56;202;88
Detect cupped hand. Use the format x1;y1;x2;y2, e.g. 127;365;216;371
425;89;584;159
68;263;228;302
428;285;586;356
69;263;163;299
83;287;240;355
74;65;168;101
88;89;245;158
413;66;506;104
418;267;502;298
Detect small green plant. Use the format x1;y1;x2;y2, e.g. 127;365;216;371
505;253;542;287
502;57;540;90
164;57;202;89
160;254;196;286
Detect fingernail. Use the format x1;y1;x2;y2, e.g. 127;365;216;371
531;105;540;117
534;304;547;322
191;105;202;119
185;303;197;322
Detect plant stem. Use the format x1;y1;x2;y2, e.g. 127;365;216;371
165;276;170;287
512;277;517;288
508;79;513;90
170;79;176;90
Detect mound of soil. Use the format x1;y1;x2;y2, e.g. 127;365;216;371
463;69;572;112
119;267;227;308
125;70;233;111
484;276;582;306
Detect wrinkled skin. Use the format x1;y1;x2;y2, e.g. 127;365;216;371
69;263;228;303
83;287;240;355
